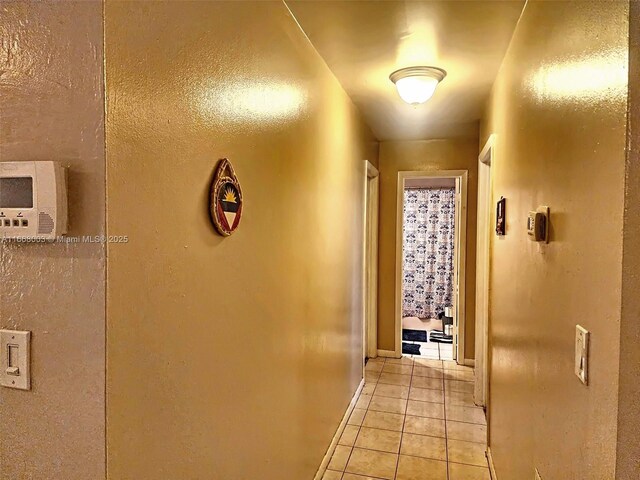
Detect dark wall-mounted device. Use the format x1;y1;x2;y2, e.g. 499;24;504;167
496;196;506;236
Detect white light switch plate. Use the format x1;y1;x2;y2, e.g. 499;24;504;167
0;329;31;390
575;325;589;385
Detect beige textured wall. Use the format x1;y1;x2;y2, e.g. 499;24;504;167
377;140;478;358
104;1;378;478
0;2;106;479
480;1;629;478
617;2;640;477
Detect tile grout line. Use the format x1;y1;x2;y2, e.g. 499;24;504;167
392;394;408;480
396;360;414;479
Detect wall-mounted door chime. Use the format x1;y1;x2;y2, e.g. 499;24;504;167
527;206;550;243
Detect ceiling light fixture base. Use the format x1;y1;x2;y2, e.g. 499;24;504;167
389;66;447;105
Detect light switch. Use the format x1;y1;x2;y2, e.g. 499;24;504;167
575;325;589;385
1;330;30;390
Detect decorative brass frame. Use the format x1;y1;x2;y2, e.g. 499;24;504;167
210;158;243;236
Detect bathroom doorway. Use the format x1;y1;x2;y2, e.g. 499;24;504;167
395;170;468;363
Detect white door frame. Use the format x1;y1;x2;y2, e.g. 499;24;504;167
364;161;380;361
474;135;495;407
395;170;468;362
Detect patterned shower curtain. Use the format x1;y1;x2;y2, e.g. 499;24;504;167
402;187;456;319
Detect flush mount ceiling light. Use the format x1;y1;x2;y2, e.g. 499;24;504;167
389;66;447;105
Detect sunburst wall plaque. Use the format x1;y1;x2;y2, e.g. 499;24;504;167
210;158;243;236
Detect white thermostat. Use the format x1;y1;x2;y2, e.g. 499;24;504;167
0;161;67;240
527;206;549;243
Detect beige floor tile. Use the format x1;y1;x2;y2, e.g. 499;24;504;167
386;356;414;365
348;408;367;426
382;364;413;375
448;462;491;480
418;350;441;360
445;380;474;394
378;372;412;386
342;474;381;480
409;387;444;403
411;376;443;390
445;405;486;425
396;455;447;480
444;370;475;382
413;358;443;368
361;383;376;396
406;400;445;419
354;427;402;453
442;361;470;371
446;390;476;407
403;415;446;438
365;371;381;383
328;445;352;471
345;448;398;480
365;361;384;372
322;469;343;480
412;366;444;379
362;410;405;431
355;394;372;410
400;432;447;461
447;439;487;467
369;395;407;414
374;383;410;399
446;421;487;443
339;425;360;447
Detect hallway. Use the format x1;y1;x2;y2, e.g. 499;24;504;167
1;1;639;479
325;357;486;480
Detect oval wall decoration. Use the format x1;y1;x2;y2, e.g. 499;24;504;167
210;158;243;236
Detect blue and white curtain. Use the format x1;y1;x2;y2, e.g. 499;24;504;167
402;188;455;319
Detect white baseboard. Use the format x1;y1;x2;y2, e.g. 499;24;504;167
487;446;498;479
377;349;400;358
314;378;365;480
464;358;476;367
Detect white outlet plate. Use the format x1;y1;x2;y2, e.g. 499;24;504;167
535;468;542;480
575;325;589;385
0;329;31;390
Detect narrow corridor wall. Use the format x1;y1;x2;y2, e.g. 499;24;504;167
0;2;106;479
105;2;378;478
616;1;640;476
480;1;629;478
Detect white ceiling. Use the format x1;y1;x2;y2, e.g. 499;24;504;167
287;1;525;141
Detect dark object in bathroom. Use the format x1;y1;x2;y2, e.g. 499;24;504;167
496;196;506;235
402;343;421;355
433;311;454;344
403;329;428;342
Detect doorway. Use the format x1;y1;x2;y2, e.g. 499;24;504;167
363;161;380;362
474;135;495;408
395;170;468;362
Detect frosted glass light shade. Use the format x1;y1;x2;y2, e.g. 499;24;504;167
389;66;447;105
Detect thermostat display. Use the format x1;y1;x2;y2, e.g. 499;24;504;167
0;161;67;241
0;177;34;208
